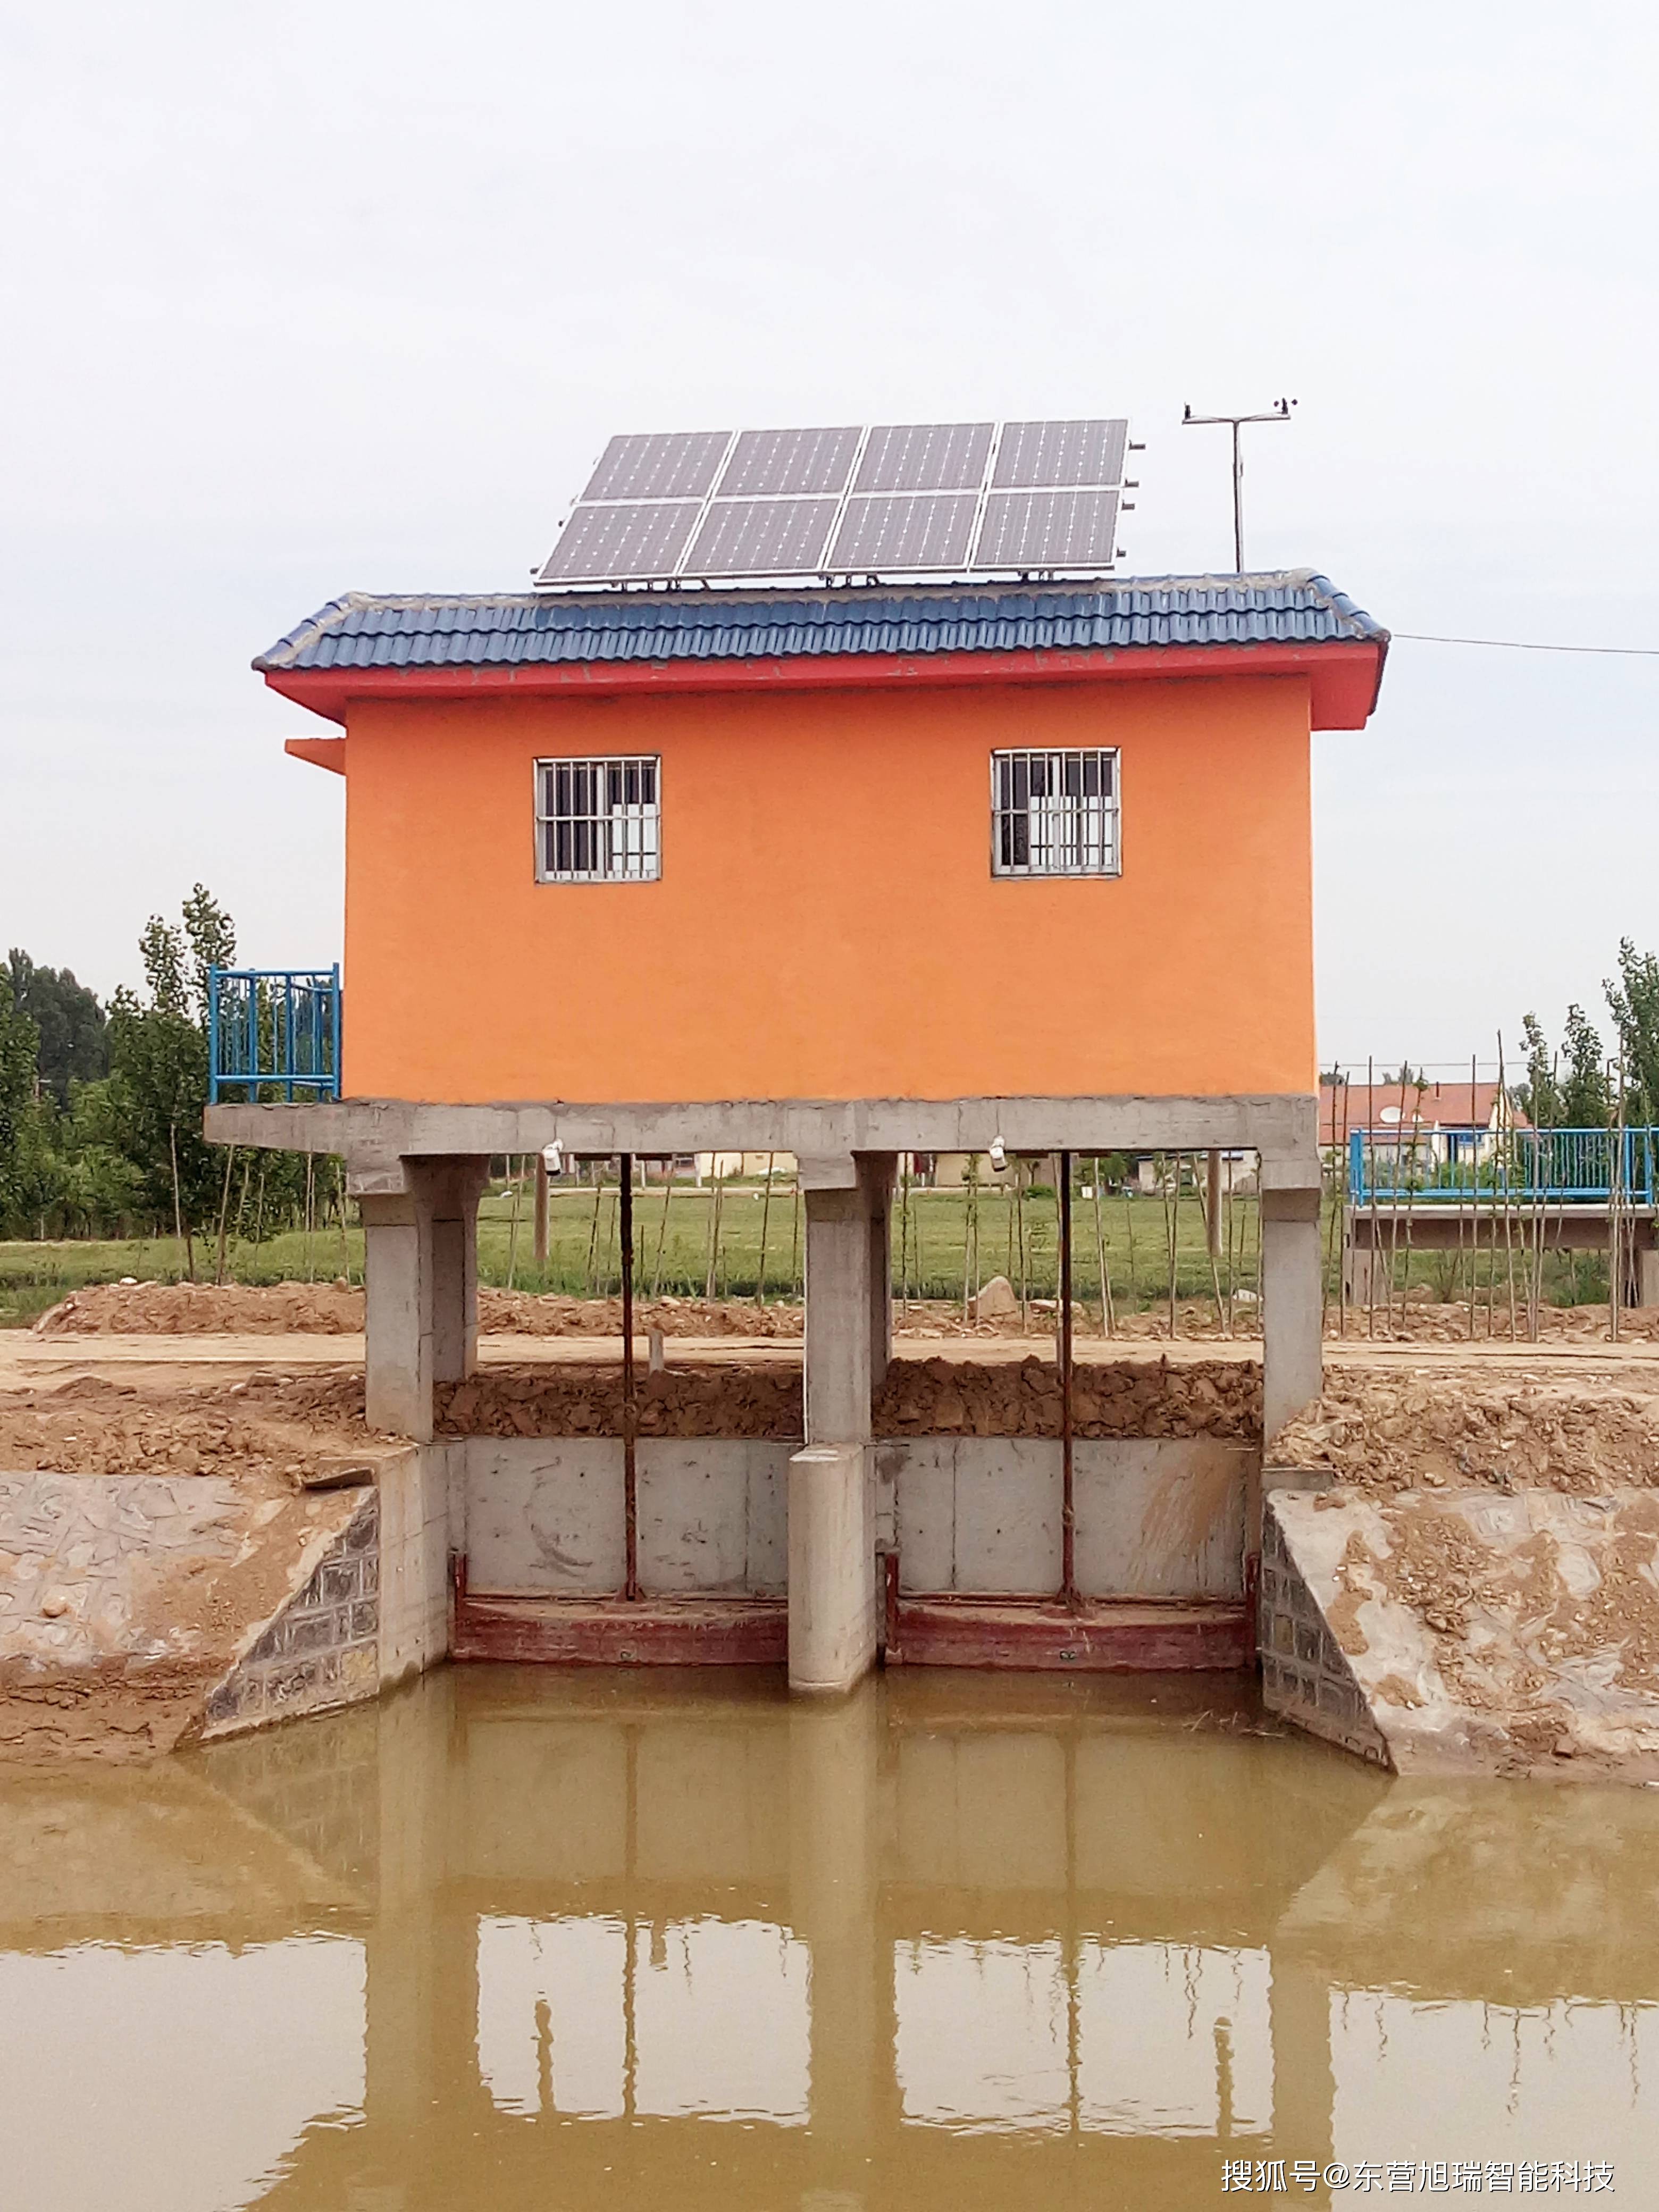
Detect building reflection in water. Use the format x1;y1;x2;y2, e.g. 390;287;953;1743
3;1670;1659;2210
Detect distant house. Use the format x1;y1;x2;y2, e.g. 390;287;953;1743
1321;1079;1525;1172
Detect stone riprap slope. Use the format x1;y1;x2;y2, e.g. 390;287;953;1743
1266;1487;1659;1780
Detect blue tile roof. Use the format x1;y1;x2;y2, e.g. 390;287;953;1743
255;569;1386;676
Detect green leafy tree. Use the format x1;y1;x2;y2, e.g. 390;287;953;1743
1561;1005;1611;1128
1606;940;1659;1119
105;886;239;1268
0;993;40;1230
1519;1006;1607;1129
1520;1012;1560;1127
3;950;108;1104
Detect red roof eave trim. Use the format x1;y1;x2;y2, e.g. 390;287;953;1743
264;637;1386;733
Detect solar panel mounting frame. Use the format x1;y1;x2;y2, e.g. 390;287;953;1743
535;415;1133;590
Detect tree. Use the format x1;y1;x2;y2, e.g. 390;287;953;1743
1520;1012;1560;1128
1561;1005;1611;1128
1606;940;1659;1120
0;992;40;1229
105;885;239;1269
1520;1005;1607;1128
3;951;108;1104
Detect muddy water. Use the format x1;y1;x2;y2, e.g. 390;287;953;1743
5;1673;1659;2210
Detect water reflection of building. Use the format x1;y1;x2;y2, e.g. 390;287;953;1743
5;1681;1659;2209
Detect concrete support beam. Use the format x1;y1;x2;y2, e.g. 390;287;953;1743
788;1445;877;1692
1261;1186;1324;1448
206;1090;1322;1179
362;1157;488;1441
803;1181;875;1446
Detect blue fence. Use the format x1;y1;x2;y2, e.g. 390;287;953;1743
208;967;341;1103
1348;1126;1658;1208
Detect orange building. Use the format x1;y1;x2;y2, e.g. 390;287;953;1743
210;565;1388;1684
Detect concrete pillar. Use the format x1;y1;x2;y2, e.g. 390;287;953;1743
360;1157;488;1441
789;1444;877;1691
1261;1185;1323;1446
361;1191;431;1441
802;1174;874;1446
424;1159;489;1384
861;1153;896;1388
795;1160;884;1693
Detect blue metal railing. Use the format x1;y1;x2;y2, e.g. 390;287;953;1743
208;967;341;1102
1348;1126;1659;1207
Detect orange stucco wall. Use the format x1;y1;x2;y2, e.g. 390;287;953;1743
337;671;1315;1103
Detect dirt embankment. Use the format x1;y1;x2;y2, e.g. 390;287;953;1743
33;1278;1659;1347
31;1281;801;1338
435;1355;1259;1442
1275;1371;1659;1496
0;1372;369;1481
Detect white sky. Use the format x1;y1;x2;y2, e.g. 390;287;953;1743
3;1;1656;1073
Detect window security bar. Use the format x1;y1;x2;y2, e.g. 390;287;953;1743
536;756;661;883
992;748;1120;878
208;967;341;1103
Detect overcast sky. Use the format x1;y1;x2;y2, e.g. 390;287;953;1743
4;2;1656;1074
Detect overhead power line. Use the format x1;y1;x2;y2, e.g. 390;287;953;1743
1395;632;1659;658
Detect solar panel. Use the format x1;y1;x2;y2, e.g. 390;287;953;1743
831;493;979;572
718;426;861;498
537;501;703;584
975;488;1121;570
536;416;1133;584
584;431;732;502
994;418;1127;490
686;498;841;576
854;422;993;493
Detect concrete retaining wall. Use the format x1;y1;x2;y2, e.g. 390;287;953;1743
205;1445;460;1739
455;1435;1252;1602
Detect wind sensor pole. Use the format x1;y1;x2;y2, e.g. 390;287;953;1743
1181;398;1296;572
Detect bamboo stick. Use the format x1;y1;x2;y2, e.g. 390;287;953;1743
756;1152;775;1308
704;1164;724;1302
214;1144;236;1287
1163;1155;1179;1339
1092;1156;1113;1336
506;1155;524;1291
650;1165;673;1298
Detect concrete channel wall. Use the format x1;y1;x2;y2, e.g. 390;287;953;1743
457;1434;1251;1602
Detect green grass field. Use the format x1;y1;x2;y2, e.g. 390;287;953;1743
0;1177;1263;1327
0;1173;1611;1328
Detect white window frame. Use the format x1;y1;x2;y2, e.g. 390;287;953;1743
534;755;662;884
991;748;1120;879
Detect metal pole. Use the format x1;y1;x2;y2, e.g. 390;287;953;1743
621;1154;638;1601
1058;1150;1077;1608
533;1150;549;1271
1182;399;1296;571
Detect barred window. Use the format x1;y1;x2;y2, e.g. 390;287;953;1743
992;748;1120;878
535;756;661;883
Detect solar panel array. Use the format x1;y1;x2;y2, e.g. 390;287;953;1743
535;418;1132;586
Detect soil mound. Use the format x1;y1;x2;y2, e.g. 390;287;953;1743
33;1281;364;1335
434;1354;1259;1443
1274;1371;1659;1493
